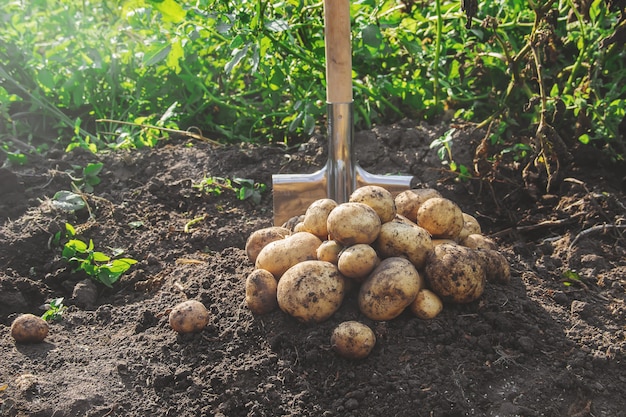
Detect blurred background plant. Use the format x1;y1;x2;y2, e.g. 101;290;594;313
1;0;624;180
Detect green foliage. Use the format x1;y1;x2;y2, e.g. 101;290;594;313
41;297;67;322
193;175;267;204
66;162;104;193
60;223;138;288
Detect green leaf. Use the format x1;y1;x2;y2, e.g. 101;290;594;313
143;43;172;66
166;39;184;74
83;162;103;177
92;251;111;262
52;191;86;212
148;0;186;23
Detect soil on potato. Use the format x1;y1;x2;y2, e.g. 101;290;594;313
1;119;625;417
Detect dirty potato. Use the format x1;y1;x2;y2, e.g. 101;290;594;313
255;231;322;278
326;202;382;246
277;260;346;323
337;244;380;282
409;289;443;319
374;221;433;269
425;243;486;304
245;226;291;263
302;198;338;239
349;185;396;223
394;188;442;223
476;249;511;284
331;321;377;359
460;233;498;250
457;213;482;242
10;314;49;343
358;257;423;321
245;269;278;314
316;240;344;264
169;300;210;334
416;197;464;239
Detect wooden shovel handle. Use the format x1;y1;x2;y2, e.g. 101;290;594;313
324;0;353;103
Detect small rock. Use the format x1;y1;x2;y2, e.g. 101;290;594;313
72;279;98;308
552;291;569;306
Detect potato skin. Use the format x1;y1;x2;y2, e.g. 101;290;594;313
245;269;278;314
409;289;443;319
425;244;486;304
416;197;464;239
337;244;379;282
349;185;397;223
11;314;49;343
331;321;376;359
245;227;291;263
358;257;423;321
316;240;343;264
457;213;482;242
476;249;511;283
255;232;322;278
375;221;433;269
461;233;498;250
277;260;346;323
169;300;210;334
327;203;382;246
394;188;442;222
302;198;338;239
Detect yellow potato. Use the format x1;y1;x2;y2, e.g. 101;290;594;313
358;257;423;321
337;244;380;282
169;300;210;334
245;226;291;263
302;198;338;239
461;233;498;250
255;232;322;278
374;221;433;269
394;188;442;223
476;248;511;284
10;314;49;343
245;269;278;314
416;197;464;239
425;243;486;304
409;289;443;319
316;240;344;264
349;185;397;223
457;213;482;242
331;321;376;359
327;202;382;246
277;260;346;323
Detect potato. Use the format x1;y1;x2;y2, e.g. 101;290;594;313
431;238;458;246
255;232;322;278
476;249;511;284
316;240;343;264
331;321;376;359
416;197;464;239
457;213;482;242
409;289;443;319
277;260;346;323
169;300;210;334
374;221;433;269
425;243;486;304
10;314;49;343
358;257;423;321
391;213;418;227
394;188;442;222
337;244;380;282
461;233;498;250
245;269;278;314
302;198;338;239
245;226;291;263
327;202;382;246
282;215;304;232
293;222;307;232
349;185;396;223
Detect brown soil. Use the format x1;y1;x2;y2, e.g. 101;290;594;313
1;120;625;417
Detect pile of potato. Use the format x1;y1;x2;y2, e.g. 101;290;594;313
245;186;510;358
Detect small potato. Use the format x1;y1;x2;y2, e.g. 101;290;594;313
425;244;486;304
316;240;344;264
375;221;433;269
409;289;443;319
282;215;304;232
11;314;49;343
169;300;210;334
457;213;482;242
245;269;278;314
302;198;338;239
349;185;396;223
277;260;346;323
476;249;511;284
245;226;291;263
331;321;376;359
358;257;423;321
394;188;442;223
337;244;380;282
461;233;498;250
327;202;382;246
416;197;464;239
293;222;307;232
255;232;322;278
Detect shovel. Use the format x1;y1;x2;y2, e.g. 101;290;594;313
272;0;414;226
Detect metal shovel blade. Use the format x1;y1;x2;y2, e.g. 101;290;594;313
271;0;414;226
